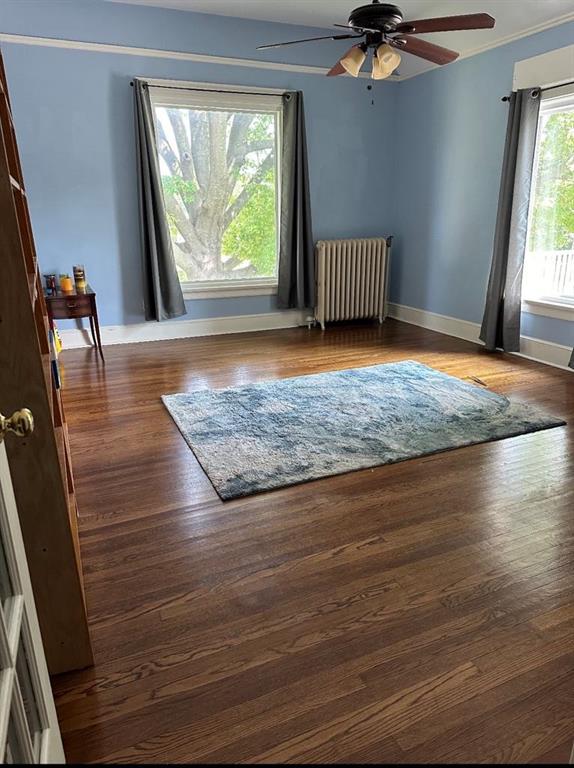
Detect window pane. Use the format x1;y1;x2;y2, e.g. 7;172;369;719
154;105;278;284
524;104;574;302
16;640;43;761
4;710;27;765
0;532;14;621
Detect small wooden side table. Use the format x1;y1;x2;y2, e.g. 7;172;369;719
45;284;104;362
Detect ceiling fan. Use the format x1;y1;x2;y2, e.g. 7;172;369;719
257;1;495;80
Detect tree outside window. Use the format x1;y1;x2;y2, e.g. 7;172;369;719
152;92;280;287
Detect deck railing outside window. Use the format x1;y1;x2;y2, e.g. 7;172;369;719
523;250;574;304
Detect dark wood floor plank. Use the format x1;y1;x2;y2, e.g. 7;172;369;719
416;671;574;764
235;662;481;764
534;738;574;764
356;656;574;763
51;321;573;763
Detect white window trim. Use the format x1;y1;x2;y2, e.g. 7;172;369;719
146;78;286;96
522;82;574;316
513;43;574;91
540;85;574;109
182;278;277;300
149;79;283;299
522;298;574;322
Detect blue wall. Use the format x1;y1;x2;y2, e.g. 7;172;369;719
0;0;572;350
391;20;574;348
0;0;395;326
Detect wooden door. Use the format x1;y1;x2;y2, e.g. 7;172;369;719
0;47;92;674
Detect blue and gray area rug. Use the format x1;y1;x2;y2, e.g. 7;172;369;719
162;360;564;500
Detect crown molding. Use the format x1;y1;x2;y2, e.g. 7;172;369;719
2;5;573;86
0;31;401;81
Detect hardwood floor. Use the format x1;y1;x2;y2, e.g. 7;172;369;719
51;320;574;764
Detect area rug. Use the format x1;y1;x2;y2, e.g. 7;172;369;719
162;360;565;500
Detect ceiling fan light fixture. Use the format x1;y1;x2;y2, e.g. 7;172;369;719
375;43;401;74
340;45;367;77
371;56;389;80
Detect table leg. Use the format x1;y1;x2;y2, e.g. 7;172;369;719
88;315;97;348
92;306;105;363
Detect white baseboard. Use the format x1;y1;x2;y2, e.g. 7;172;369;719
387;303;481;344
57;302;571;370
516;335;573;370
387;302;573;371
58;310;306;348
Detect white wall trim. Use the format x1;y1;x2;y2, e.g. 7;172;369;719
522;298;574;322
0;32;380;80
180;277;278;300
58;310;306;349
387;302;573;371
4;14;574;85
387;302;481;344
518;335;574;370
513;42;574;90
145;76;286;94
183;285;277;300
60;302;571;370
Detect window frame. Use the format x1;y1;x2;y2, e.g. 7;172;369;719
148;80;284;300
522;82;574;319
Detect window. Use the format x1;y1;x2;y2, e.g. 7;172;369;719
149;84;282;298
523;85;574;314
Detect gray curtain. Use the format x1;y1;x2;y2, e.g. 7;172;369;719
277;91;314;310
480;88;541;352
134;79;186;321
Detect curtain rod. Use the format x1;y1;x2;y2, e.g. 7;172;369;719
129;80;285;97
501;78;574;102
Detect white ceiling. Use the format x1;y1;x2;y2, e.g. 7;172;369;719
106;0;574;78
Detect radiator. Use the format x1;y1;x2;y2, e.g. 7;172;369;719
315;237;392;330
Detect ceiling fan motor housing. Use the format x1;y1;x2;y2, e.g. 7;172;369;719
348;2;404;32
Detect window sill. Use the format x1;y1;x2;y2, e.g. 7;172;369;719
522;298;574;322
182;281;278;301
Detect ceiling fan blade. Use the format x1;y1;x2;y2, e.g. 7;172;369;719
257;33;361;50
326;44;361;77
396;13;495;35
327;60;346;77
391;36;459;65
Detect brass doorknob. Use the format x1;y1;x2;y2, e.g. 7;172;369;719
0;409;34;442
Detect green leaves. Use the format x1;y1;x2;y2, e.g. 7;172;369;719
161;175;197;206
223;166;277;277
529;110;574;252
